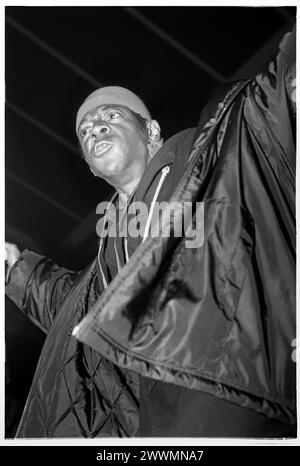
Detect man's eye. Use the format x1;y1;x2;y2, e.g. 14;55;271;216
80;127;90;138
107;111;120;120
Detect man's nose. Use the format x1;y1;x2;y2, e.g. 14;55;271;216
90;122;110;139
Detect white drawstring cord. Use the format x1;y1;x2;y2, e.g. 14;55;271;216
142;165;170;244
97;237;108;289
124;237;130;263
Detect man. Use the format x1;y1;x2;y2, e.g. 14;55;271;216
5;26;296;437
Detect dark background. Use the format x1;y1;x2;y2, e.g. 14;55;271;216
5;5;296;437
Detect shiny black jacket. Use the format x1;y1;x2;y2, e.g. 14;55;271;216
76;28;296;428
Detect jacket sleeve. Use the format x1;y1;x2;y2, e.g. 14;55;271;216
250;26;296;171
5;249;79;334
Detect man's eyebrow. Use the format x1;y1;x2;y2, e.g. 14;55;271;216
79;120;93;129
99;105;124;112
80;105;126;127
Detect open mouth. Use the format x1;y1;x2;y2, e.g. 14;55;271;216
94;141;113;157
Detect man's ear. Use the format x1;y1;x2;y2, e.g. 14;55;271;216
146;120;163;158
147;120;161;141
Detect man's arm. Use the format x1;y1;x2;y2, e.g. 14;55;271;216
5;242;79;334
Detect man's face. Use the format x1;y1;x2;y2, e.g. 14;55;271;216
78;104;150;187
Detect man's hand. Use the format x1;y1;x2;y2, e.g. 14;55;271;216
5;242;21;280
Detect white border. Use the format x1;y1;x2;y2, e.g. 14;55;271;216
1;0;299;447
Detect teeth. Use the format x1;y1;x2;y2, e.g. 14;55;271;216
95;142;111;154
